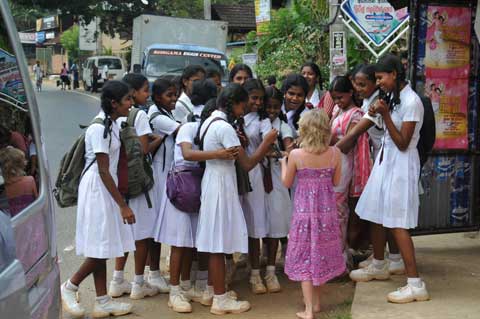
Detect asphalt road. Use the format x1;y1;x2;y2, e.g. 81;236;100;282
35;84;353;319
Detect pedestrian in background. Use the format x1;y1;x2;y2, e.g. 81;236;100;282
102;64;109;84
60;63;70;90
33;60;43;92
281;109;345;319
92;63;99;93
71;62;79;90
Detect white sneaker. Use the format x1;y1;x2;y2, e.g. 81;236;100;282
108;280;131;297
201;288;238;306
349;262;390;282
60;282;85;318
168;293;192;313
185;286;204;303
250;275;267;294
265;273;281;293
387;282;430;304
148;275;170;293
210;295;250;315
92;297;133;318
358;254;374;268
388;259;406;275
130;282;158;300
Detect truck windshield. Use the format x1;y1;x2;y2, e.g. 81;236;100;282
145;52;228;79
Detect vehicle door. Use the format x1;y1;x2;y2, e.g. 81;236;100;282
0;2;61;319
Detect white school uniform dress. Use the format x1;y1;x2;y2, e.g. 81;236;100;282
356;85;424;229
361;90;384;160
196;110;248;254
148;105;180;240
265;118;293;238
173;92;195;124
154;122;199;248
76;111;135;258
116;109;157;240
240;112;272;239
306;87;321;107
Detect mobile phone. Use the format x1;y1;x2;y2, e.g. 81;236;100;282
272;144;283;158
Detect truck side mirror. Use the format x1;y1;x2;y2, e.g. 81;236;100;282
133;64;141;73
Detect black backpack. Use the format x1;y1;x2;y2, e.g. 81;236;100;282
418;96;436;167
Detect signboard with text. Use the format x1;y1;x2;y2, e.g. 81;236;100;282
341;0;409;47
255;0;271;35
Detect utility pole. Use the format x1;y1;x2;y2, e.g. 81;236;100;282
329;0;348;81
204;0;211;20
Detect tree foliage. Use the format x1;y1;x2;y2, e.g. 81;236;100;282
60;25;81;60
254;0;330;84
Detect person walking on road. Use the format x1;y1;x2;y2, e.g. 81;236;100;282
102;64;109;84
92;63;99;93
33;60;43;92
71;62;79;90
60;63;70;90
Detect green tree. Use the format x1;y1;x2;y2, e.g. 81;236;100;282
60;25;81;60
254;0;330;84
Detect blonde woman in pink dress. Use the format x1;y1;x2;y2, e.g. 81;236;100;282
281;109;345;319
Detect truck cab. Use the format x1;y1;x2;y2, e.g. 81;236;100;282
137;44;229;86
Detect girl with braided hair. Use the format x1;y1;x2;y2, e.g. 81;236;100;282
349;54;430;304
195;83;278;314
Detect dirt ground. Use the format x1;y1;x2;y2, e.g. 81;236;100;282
62;253;354;319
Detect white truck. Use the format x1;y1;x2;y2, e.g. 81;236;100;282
131;15;229;83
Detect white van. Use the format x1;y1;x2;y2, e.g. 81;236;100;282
82;55;126;91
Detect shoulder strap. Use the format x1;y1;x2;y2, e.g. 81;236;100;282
178;99;193;114
200;117;226;150
149;111;161;126
127;108;140;127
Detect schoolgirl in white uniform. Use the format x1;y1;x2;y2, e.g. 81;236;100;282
301;62;324;108
195;83;278;315
263;86;294;292
350;54;429;304
110;74;164;300
281;74;310;138
240;79;273;294
337;64;405;274
61;81;135;318
148;78;180;293
173;65;206;124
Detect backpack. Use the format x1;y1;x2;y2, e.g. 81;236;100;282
119;108;154;207
418;96;436;167
53;118;107;208
149;110;170;171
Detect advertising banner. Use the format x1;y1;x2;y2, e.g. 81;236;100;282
255;0;271;35
340;0;409;46
424;5;471;150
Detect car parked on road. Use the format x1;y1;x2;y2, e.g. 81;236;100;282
82;55;126;91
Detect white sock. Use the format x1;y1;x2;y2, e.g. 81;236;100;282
407;277;422;288
180;279;192;291
113;270;124;283
266;265;276;276
196;270;208;281
372;258;387;269
170;285;181;296
214;292;228;301
206;285;214;295
66;279;79;291
96;295;110;304
251;269;261;277
388;253;402;262
144;266;150;275
195;279;207;291
149;270;160;279
134;275;144;285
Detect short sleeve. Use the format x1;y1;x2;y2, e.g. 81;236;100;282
280;122;294;139
152;115;180;136
134;110;152;136
351;109;364;125
218;122;240;148
402;95;424;123
176;123;197;145
260;118;272;139
362;112;384;128
86;124;110;154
